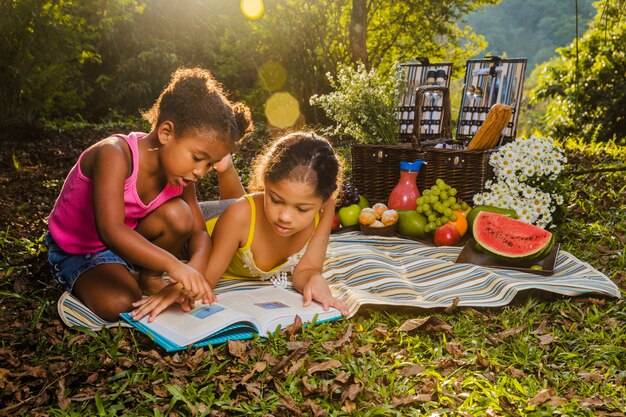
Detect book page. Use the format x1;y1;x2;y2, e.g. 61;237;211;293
135;303;260;347
217;287;341;335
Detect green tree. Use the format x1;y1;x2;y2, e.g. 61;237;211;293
464;0;595;75
237;0;497;124
0;0;143;132
530;0;626;143
1;0;498;131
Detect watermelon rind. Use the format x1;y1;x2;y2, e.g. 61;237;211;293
473;212;554;265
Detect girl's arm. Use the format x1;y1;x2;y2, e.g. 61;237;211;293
91;142;213;301
179;183;211;275
202;199;250;287
131;198;249;321
291;199;349;316
213;154;245;199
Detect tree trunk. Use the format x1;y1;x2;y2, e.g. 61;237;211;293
350;0;368;68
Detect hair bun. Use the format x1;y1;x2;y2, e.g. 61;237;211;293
231;102;254;142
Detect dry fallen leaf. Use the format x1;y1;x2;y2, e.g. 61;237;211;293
547;396;569;406
305;399;327;417
538;333;557;345
341;382;363;402
575;297;607;306
85;372;99;384
398;316;452;334
391;393;432;407
279;394;302;416
341;399;356;412
528;388;554;406
286;340;311;351
334;370;349;384
400;364;425;377
444;297;460;314
281;315;303;339
506;366;524;378
322;324;352;351
301;376;317;394
55;377;70;411
307;359;342;375
445;342;465;359
285;358;305;377
227;339;248;360
495;324;527;339
577;371;603;383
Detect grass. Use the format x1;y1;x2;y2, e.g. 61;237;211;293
0;134;624;416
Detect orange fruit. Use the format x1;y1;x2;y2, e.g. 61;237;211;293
448;210;468;237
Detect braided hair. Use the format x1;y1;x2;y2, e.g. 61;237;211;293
249;132;344;200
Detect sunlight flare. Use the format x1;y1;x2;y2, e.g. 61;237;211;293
258;60;287;92
265;92;300;128
241;0;264;20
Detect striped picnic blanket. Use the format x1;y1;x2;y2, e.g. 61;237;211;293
324;232;620;317
57;232;620;329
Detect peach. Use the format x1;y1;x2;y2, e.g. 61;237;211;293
372;203;388;219
358;208;377;225
381;209;399;226
370;220;385;228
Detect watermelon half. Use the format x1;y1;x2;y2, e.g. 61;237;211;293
473;211;554;265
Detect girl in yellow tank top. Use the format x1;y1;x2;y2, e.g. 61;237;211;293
206;194;319;284
132;132;349;320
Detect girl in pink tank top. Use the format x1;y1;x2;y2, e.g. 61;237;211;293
46;67;253;322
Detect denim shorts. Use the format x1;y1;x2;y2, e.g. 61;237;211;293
44;232;135;292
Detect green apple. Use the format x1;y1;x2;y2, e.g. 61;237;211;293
358;195;369;210
397;210;427;238
337;203;361;226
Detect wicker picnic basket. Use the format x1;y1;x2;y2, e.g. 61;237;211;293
351;143;494;205
351;56;527;206
352;85;494;205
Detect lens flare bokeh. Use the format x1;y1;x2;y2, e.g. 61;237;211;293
264;92;300;129
258;60;287;92
240;0;264;20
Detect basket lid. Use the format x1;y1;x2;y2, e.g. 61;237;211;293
400;160;425;171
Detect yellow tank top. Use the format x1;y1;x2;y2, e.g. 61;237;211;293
206;195;319;284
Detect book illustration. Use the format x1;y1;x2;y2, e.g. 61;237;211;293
255;301;289;309
190;304;225;319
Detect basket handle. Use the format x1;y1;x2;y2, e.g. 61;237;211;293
410;85;452;150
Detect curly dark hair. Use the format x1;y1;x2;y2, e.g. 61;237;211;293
249;132;344;201
141;67;253;147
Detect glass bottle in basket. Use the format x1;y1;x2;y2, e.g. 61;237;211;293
387;160;425;211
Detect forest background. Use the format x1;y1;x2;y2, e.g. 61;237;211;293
1;0;624;144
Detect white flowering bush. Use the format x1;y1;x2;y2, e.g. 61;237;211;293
310;63;402;145
473;136;568;228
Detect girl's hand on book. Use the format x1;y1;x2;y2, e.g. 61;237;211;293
131;284;200;323
167;261;215;302
302;274;349;317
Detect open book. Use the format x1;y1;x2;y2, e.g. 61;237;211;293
119;287;342;352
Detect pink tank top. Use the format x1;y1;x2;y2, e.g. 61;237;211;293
48;132;183;254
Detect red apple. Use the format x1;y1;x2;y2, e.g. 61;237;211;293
332;213;341;230
433;224;461;246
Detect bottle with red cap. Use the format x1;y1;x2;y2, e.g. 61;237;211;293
387;160;425;211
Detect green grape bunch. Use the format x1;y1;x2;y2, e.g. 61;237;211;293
416;179;469;234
